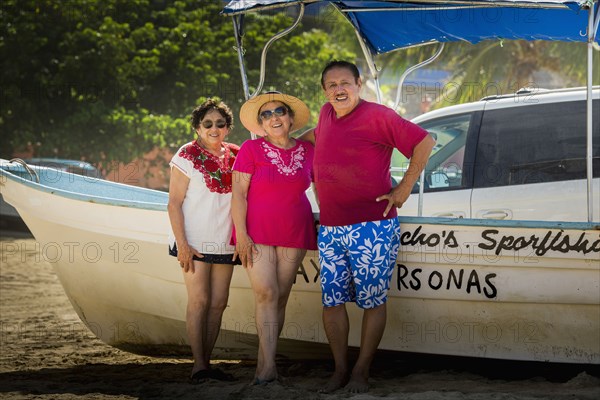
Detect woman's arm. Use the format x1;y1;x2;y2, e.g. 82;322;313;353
231;170;257;268
167;167;203;273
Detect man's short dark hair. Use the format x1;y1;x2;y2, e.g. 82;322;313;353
321;60;360;89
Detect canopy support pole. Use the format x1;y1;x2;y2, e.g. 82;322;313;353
252;4;304;99
353;29;382;103
585;2;596;222
390;43;445;217
232;15;250;101
393;43;445;111
593;1;600;41
231;5;304;139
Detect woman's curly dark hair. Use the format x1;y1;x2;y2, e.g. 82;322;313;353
191;98;234;131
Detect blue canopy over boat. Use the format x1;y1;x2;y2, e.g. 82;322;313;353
222;0;599;53
223;0;599;222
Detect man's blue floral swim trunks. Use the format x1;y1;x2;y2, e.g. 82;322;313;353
318;218;400;309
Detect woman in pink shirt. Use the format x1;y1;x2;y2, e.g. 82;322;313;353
232;92;317;385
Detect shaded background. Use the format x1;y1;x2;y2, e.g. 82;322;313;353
1;0;598;190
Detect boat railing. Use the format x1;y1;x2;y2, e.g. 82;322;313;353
8;158;40;183
0;159;169;210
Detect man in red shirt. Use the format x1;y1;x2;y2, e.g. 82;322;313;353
300;60;435;393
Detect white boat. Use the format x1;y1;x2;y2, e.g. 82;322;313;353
2;0;599;365
1;159;598;363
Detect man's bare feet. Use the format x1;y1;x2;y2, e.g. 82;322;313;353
319;370;349;393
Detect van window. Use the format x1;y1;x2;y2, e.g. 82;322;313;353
474;100;599;188
395;113;471;192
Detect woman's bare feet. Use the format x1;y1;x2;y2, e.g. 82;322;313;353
319;370;349;393
346;366;370;393
253;364;278;386
346;375;369;393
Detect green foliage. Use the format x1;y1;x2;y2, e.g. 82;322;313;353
1;0;222;163
0;0;355;165
4;0;592;170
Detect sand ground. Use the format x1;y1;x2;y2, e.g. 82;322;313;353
1;232;599;399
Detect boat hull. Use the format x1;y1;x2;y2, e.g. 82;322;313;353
1;165;598;363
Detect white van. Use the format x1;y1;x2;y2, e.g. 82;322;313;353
394;86;599;221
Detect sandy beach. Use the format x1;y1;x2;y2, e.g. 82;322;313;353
1;232;599;400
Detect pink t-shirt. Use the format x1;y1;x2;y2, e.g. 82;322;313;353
233;138;317;250
314;100;429;226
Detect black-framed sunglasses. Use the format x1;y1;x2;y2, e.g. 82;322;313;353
259;106;288;121
202;120;227;129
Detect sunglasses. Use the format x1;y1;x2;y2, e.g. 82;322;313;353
202;120;227;129
259;106;288;121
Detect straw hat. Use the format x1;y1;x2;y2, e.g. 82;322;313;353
239;91;310;136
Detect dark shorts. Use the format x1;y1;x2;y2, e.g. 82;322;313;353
169;243;241;265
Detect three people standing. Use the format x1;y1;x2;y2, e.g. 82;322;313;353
168;61;433;392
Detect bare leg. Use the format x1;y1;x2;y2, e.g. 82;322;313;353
346;303;387;393
246;245;279;381
252;247;305;381
182;260;211;375
204;263;234;365
275;247;306;337
321;304;350;393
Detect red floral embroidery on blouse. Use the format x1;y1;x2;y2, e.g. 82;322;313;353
178;141;239;194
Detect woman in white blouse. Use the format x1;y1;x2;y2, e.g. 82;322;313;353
168;98;240;383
